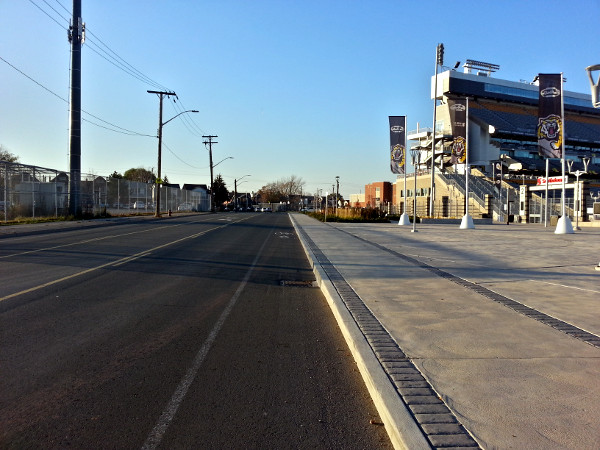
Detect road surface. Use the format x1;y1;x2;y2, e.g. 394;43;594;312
0;213;391;449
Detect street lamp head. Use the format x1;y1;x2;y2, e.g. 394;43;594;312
410;148;421;163
162;109;200;126
213;156;233;168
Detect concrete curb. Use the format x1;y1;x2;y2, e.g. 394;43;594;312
289;214;430;450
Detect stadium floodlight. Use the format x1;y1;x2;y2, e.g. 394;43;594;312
463;59;500;75
436;43;444;66
586;64;600;108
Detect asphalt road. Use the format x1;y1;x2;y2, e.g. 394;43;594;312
0;213;392;449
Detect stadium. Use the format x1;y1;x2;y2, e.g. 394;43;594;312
396;60;600;224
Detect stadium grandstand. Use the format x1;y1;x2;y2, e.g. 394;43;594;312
405;60;600;224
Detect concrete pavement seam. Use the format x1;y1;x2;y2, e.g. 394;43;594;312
290;215;480;450
336;227;600;349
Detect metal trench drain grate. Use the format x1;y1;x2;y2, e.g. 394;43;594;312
297;227;480;449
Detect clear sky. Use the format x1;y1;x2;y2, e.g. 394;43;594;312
1;0;598;198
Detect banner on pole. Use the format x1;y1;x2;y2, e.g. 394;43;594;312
448;98;467;164
537;73;563;159
389;116;406;174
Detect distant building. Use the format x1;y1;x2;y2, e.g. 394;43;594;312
350;193;365;208
364;182;392;208
182;184;210;211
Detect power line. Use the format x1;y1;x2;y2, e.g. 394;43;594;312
84;29;170;91
176;98;206;135
1;55;154;138
29;0;171;92
1;55;68;103
162;141;206;169
23;1;202;141
82;118;153;137
40;0;70;23
53;0;71;15
169;98;205;137
27;0;68;28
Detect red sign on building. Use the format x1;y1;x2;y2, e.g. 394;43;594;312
536;176;568;186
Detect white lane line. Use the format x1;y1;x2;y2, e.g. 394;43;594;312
0;224;229;303
141;227;272;450
528;279;600;294
0;216;215;259
110;251;153;267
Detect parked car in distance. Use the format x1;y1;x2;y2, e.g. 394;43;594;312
133;201;146;209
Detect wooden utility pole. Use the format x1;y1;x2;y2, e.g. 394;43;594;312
148;90;177;217
203;135;218;213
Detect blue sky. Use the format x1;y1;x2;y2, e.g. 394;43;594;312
1;0;598;198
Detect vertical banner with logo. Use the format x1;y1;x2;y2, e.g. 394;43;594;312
537;73;563;159
389;116;406;174
448;98;467;164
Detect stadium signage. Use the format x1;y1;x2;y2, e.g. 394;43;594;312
537;176;568;186
537;74;563;159
389;116;406;174
541;87;560;98
448;98;467;164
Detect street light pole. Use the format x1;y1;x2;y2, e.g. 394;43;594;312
148;90;175;217
207;156;233;212
148;90;198;218
411;148;421;233
234;174;251;211
568;157;590;230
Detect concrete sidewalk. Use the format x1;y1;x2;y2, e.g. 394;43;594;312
290;213;600;450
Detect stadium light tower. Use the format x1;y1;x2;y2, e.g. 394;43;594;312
429;43;444;217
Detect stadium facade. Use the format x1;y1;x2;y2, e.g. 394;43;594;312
402;62;600;223
410;62;600;174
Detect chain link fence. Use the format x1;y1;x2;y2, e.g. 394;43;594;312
1;161;210;221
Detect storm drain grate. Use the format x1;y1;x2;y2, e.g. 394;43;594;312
296;226;480;449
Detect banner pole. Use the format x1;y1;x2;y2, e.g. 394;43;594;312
393;115;410;225
561;74;566;220
460;98;474;229
555;73;574;234
544;158;549;227
404;117;407;214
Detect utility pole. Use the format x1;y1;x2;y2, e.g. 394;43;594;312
147;90;177;217
335;175;340;214
203;135;218;213
234;178;237;212
68;0;84;217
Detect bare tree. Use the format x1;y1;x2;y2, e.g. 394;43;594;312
257;175;305;204
279;175;305;199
